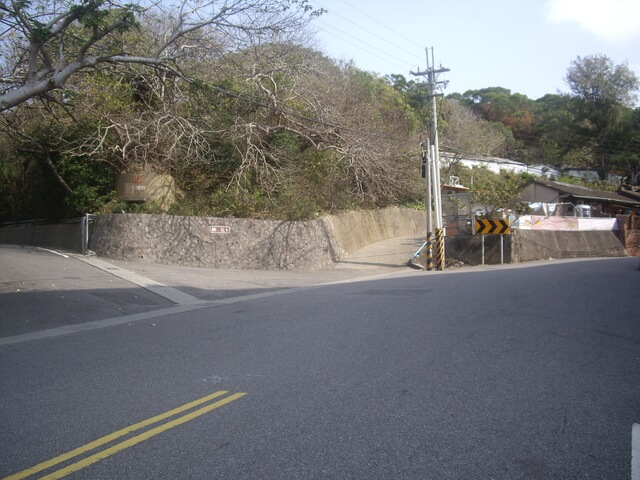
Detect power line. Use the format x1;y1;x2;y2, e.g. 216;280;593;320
339;0;425;51
502;127;640;157
313;20;411;73
312;0;424;64
309;0;425;73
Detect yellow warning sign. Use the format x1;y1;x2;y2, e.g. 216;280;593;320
474;219;510;235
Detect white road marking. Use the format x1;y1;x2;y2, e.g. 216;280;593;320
73;255;205;305
0;284;310;346
633;424;640;480
0;252;424;346
35;247;69;258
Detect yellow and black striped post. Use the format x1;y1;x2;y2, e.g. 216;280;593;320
434;228;445;270
426;232;433;271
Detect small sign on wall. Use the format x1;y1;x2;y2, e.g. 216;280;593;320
209;226;231;234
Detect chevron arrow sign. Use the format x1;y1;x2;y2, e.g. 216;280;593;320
474;219;510;235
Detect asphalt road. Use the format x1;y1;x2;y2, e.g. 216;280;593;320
1;249;639;479
0;245;174;337
0;240;424;342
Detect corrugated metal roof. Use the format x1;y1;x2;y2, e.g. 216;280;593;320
619;188;640;202
529;179;640;206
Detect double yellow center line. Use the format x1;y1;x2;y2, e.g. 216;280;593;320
3;390;247;480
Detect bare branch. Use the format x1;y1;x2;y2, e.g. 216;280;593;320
0;0;319;112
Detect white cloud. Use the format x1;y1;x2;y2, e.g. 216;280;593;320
547;0;640;43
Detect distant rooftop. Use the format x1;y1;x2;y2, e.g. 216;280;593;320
530;179;640;207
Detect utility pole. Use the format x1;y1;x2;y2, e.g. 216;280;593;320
422;140;433;270
411;47;449;270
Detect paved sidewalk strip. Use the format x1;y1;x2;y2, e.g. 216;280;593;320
73;256;205;306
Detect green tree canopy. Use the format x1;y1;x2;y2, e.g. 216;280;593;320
563;54;639;179
565;54;639;108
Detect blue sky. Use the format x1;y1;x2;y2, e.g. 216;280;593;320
307;0;640;101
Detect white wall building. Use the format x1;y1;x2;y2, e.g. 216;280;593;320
440;153;528;175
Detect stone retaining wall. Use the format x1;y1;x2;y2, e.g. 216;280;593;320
89;207;426;271
325;208;425;255
446;217;640;265
4;209;633;269
510;229;627;262
445;229;628;266
621;215;640;257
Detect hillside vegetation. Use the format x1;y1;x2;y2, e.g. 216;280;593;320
1;1;638;221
